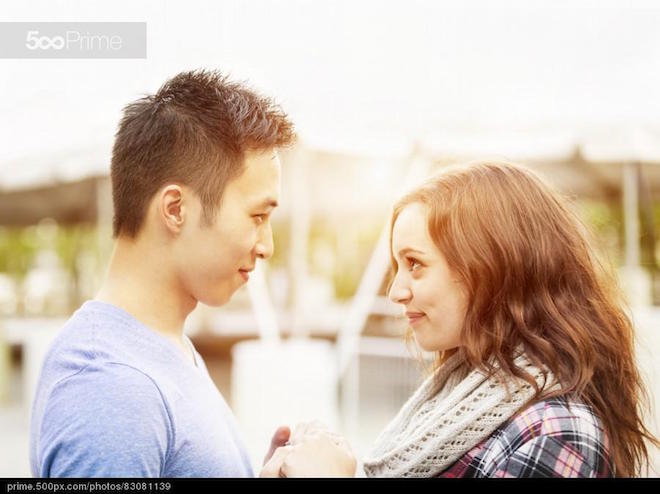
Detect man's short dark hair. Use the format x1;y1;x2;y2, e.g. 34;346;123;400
110;69;296;238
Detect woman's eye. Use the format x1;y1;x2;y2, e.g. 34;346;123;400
408;258;422;272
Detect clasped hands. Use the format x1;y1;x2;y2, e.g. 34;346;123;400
260;421;357;478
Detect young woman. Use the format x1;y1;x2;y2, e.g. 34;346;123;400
261;161;658;478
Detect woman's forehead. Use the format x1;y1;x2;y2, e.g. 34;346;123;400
392;204;433;252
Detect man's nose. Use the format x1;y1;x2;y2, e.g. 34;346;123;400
255;226;274;260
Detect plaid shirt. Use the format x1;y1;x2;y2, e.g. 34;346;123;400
438;397;614;478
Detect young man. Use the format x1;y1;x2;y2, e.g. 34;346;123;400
29;70;296;477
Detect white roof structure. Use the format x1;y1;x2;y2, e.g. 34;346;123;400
2;0;660;193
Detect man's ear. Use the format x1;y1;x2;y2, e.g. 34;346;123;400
159;184;186;234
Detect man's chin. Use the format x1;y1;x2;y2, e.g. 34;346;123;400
200;290;236;308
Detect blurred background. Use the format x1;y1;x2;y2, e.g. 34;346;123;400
1;0;660;477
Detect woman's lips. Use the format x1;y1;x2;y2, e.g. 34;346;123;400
239;270;250;282
406;313;425;325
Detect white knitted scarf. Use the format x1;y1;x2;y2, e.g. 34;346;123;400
362;350;558;477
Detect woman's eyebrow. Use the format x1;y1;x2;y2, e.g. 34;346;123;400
397;247;425;258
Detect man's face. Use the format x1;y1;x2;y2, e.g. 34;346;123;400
174;149;281;306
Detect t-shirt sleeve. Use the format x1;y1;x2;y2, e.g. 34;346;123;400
492;434;598;478
36;363;173;478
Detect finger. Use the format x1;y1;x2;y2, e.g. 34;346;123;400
290;421;330;445
263;425;291;465
280;448;304;478
260;445;293;478
299;429;346;449
289;422;310;445
309;419;329;431
329;433;351;450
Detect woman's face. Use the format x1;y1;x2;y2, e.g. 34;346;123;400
389;203;468;353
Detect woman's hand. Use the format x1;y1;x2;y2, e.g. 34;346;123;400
260;434;356;478
289;420;342;446
259;423;356;478
280;433;357;477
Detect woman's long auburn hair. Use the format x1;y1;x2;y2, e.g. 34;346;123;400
389;160;658;477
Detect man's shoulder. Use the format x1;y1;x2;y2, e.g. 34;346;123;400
32;360;173;478
37;301;169;417
42;301;153;381
39;359;167;425
35;359;172;453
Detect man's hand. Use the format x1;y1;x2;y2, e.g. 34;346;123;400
263;425;291;466
260;444;293;477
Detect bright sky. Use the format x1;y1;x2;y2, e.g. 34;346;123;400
1;0;660;186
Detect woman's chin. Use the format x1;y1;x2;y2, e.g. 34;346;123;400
412;334;438;353
413;334;457;354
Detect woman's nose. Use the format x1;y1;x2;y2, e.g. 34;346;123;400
388;277;412;305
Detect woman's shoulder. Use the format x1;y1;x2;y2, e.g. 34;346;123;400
506;396;606;441
483;396;613;477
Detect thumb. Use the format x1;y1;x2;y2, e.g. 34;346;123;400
260;445;294;478
263;425;291;465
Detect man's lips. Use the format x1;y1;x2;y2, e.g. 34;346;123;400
406;312;426;325
239;268;254;281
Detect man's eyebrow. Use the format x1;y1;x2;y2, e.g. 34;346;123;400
255;198;279;209
397;247;425;258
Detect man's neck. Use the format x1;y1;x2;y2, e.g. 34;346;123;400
95;237;197;345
